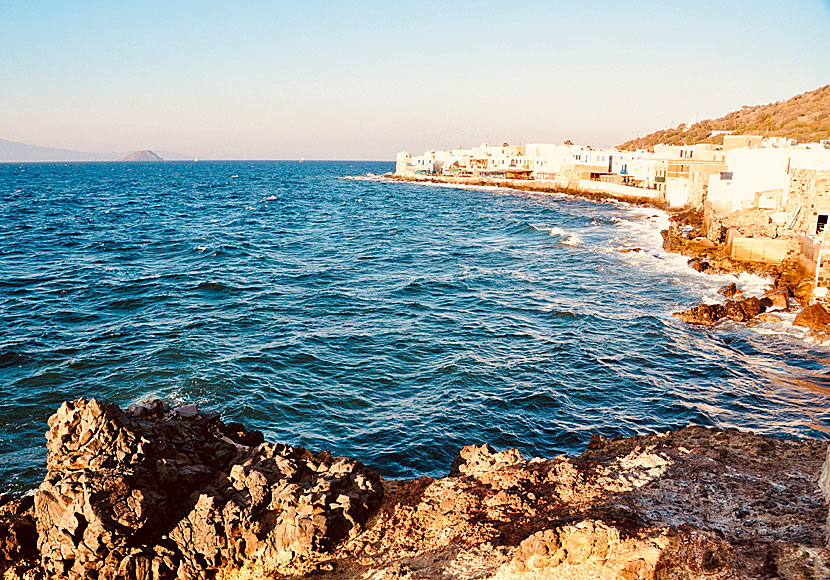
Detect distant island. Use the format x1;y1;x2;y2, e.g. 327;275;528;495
619;84;830;150
0;138;189;162
119;150;164;162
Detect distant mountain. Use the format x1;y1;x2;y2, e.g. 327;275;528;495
0;138;190;162
619;85;830;150
119;150;164;162
0;138;115;162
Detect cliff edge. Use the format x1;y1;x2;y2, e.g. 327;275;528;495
1;399;829;579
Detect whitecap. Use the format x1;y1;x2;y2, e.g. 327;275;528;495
547;226;582;246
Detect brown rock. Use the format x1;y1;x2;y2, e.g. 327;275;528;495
793;279;816;307
757;313;783;323
764;288;791;309
33;399;383;580
619;248;643;254
717;283;742;298
793;304;830;332
687;257;709;273
673;303;725;325
723;300;748;322
739;296;763;319
0;496;37;576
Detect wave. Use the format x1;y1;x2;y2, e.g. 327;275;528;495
529;224;581;246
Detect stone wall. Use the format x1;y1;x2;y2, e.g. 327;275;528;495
787;168;830;235
577;179;663;202
725;228;795;264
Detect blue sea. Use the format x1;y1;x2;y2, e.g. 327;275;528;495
2;161;829;492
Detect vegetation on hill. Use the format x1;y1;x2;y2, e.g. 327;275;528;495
619;85;830;150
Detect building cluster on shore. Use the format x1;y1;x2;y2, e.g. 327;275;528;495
396;136;830;290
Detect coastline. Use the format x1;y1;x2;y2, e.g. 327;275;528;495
2;399;828;579
389;173;668;209
393;172;826;337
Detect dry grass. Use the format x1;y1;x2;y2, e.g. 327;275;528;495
620;85;830;150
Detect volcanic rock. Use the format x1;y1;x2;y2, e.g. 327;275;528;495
675;296;764;326
4;402;830;579
672;303;725;325
33;399;382;580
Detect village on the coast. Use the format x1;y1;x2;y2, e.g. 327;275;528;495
396;136;830;295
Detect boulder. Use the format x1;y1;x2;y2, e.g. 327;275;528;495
34;399;383;580
738;296;763;319
673;304;725;326
764;288;791;309
793;279;816;307
717;283;742;298
793;304;830;332
757;313;783;323
687;258;709;273
723;300;748;322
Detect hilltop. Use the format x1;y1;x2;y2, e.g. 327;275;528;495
619;85;830;150
119;149;164;161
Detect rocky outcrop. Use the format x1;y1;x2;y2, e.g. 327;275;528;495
31;399;382;579
794;304;830;332
672;303;725;325
717;282;742;298
673;296;765;326
0;495;37;577
3;402;830;579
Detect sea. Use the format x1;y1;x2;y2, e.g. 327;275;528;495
2;160;829;492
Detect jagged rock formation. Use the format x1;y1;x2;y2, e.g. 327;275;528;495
1;401;829;579
31;399;382;579
119;150;163;162
673;296;765;326
619;84;830;150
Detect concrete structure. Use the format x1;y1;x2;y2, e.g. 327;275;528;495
723;135;763;151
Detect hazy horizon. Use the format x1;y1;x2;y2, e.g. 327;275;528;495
2;0;829;160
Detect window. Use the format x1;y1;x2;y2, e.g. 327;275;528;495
817;215;828;235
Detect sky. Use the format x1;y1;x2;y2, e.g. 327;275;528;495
1;0;829;160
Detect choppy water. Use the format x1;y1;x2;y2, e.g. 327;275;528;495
2;161;829;492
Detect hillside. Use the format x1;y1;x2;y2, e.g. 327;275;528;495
0;138;115;162
619;85;830;150
119;149;163;161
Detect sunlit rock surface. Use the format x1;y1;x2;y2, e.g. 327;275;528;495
1;401;828;579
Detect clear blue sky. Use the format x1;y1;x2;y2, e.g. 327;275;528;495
1;0;828;159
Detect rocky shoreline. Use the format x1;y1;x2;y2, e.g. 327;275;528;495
393;174;830;337
2;399;830;579
661;208;830;339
